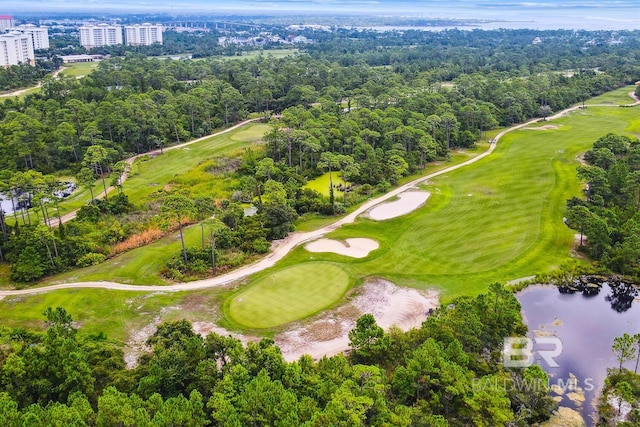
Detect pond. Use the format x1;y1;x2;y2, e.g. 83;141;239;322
517;280;640;426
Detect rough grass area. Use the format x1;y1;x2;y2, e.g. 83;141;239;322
585;85;637;105
59;62;99;78
303;172;347;197
214;48;299;61
0;289;176;342
124;123;268;203
48;220;213;285
227;263;350;329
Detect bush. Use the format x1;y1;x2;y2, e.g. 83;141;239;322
76;203;101;222
76;252;107;267
252;238;271;253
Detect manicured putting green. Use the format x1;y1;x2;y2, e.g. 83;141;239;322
228;263;349;328
303;172;347;197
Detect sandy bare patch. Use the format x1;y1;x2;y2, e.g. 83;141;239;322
123;305;178;369
523;124;559;130
192;321;254;346
367;191;431;221
275;279;439;361
305;238;379;258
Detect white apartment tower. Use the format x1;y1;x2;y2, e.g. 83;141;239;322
79;23;122;49
0;31;35;66
9;24;50;50
124;23;163;46
0;15;15;32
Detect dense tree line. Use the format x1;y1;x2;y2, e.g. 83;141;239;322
0;64;48;92
0;285;557;426
566;134;640;276
597;333;640;424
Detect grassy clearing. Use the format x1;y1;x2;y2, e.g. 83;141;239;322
227;263;350;329
48;217;221;285
124;123;268;203
585;85;637;105
214;48;299;61
59;62;99;78
4;123;268;229
0;85;42;102
303;172;346;197
0;289;178;342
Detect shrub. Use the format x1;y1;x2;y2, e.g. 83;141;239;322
252;238;271;254
76;252;107;267
110;227;163;255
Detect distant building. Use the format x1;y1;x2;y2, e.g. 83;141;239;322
0;15;15;32
9;24;49;50
124;23;162;46
0;31;35;66
60;53;103;63
79;23;122;49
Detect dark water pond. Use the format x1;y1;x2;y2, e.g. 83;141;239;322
517;281;640;425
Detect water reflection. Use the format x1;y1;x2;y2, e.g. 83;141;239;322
517;279;640;426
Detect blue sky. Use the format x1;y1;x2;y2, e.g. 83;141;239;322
5;0;640;14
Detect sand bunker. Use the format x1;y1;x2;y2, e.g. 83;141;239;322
275;279;439;361
305;238;379;258
368;191;430;221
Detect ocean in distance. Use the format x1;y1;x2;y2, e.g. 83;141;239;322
346;2;640;31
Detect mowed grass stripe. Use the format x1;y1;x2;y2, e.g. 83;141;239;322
228;263;350;329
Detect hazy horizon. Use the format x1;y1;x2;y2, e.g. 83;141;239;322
2;0;640;30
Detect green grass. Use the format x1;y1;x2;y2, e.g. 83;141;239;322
59;62;99;78
0;289;180;342
124;123;268;203
0;264;12;289
0;85;42;102
245;106;640;308
4;124;268;229
24;123;268;285
227;263;350;329
585;85;637;105
303;172;346;197
48;217;223;286
214;48;299;61
2;96;639;339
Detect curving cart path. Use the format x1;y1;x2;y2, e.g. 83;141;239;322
1;97;638;297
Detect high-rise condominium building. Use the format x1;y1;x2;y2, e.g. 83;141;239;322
0;15;15;32
124;23;163;46
0;31;35;66
9;24;50;50
79;23;122;49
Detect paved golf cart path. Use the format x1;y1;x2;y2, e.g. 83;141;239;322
1;100;637;297
49;118;263;226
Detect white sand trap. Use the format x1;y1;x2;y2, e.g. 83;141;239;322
368;191;430;221
305;238;379;258
276;279;439;361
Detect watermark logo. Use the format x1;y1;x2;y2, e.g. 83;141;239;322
503;337;562;368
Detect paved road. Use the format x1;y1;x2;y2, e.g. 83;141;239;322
1;98;637;297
